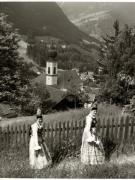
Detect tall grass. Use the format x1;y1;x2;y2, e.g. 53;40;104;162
0;147;135;178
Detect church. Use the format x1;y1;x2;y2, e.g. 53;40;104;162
32;47;83;111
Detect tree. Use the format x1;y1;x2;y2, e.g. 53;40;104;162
0;13;36;113
98;20;135;105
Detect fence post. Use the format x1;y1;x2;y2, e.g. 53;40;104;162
74;120;78;148
111;117;115;139
119;116;124;153
27;124;30;148
101;118;105;139
78;120;82;147
19;125;22;148
10;126;14;149
114;117;119;141
46;123;50;150
7;125;10;148
23;124;26;147
114;117;119;157
63;122;66;141
70;120;74;137
15;126;17;148
66;121;69;147
58;122;62;150
130;117;134;143
54;122;58;148
130;117;135;152
50;123;54;152
106;117;110;139
74;120;77;138
124;116;130;143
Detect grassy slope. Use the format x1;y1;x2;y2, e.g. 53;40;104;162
0;103;122;128
0;109;87;128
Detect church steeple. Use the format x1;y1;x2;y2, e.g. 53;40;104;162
46;44;58;86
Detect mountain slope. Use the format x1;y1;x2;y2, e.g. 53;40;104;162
0;2;99;44
59;2;135;38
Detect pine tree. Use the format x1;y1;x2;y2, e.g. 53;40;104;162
98;20;135;104
0;13;33;110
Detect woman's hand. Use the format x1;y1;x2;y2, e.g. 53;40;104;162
88;141;97;146
96;139;100;145
35;148;42;157
35;150;39;157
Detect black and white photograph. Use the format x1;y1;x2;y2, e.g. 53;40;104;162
0;0;135;178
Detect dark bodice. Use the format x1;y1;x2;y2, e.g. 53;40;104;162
37;127;43;138
38;127;44;144
29;125;44;143
91;118;97;128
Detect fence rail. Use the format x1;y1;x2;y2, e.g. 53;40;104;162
0;116;135;153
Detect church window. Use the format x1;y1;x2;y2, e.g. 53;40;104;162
53;67;56;74
48;67;50;74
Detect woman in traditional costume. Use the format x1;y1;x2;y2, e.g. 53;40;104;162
29;111;52;169
81;105;105;165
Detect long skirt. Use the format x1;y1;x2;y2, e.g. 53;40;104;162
81;141;105;165
29;138;52;169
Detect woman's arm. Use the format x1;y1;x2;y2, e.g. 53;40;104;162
85;115;96;142
32;125;41;151
86;132;96;142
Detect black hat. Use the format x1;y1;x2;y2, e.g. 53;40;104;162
36;115;43;119
91;107;97;111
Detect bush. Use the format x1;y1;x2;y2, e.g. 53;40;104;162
52;136;80;164
102;137;118;161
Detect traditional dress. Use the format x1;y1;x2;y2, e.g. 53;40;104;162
81;113;105;165
29;122;52;169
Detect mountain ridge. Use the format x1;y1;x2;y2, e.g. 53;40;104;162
59;2;135;38
0;2;99;44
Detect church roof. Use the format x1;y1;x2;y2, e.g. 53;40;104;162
32;69;82;90
57;69;82;90
45;85;66;105
31;69;82;106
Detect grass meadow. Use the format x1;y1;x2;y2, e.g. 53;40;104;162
1;146;135;178
1;103;134;178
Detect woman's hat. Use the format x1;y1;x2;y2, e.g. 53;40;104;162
91;106;97;110
36;115;43;119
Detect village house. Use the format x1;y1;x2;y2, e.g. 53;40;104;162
80;71;95;82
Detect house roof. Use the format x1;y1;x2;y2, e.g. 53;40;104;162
32;69;82;107
45;85;66;105
32;69;82;90
57;69;82;90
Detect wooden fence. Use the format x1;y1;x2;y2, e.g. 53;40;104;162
0;116;135;153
